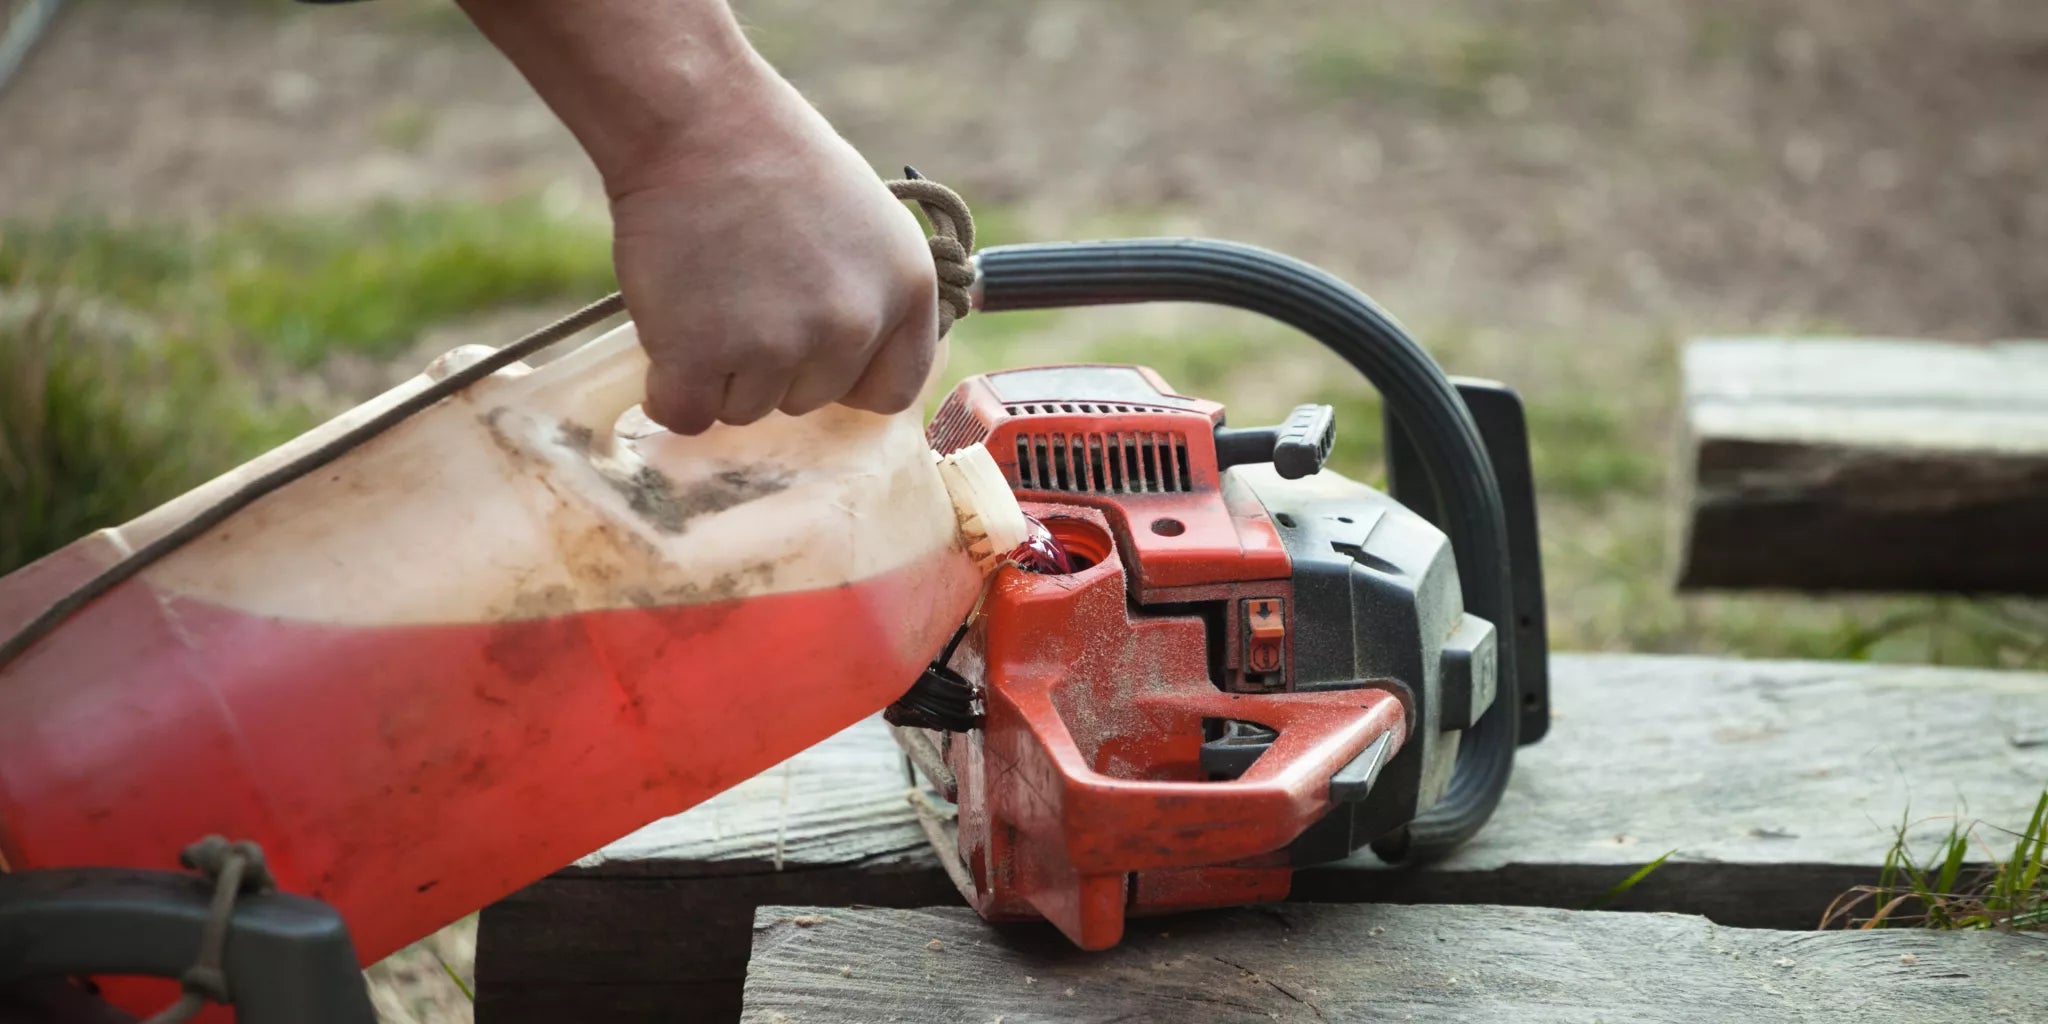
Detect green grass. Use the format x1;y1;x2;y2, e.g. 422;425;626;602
1822;791;2047;932
0;297;315;573
217;202;612;365
1523;402;1659;500
1580;790;2046;930
0;197;614;573
1;198;614;366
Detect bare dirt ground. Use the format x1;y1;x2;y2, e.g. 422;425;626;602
6;1;2044;340
4;1;2045;1021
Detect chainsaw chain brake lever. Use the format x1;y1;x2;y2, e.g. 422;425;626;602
1213;403;1336;480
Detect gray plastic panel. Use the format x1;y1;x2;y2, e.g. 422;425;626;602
1228;465;1495;864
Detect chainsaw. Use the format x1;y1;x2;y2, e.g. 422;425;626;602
0;237;1546;1023
884;239;1550;950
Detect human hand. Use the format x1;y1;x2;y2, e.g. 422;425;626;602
455;0;944;436
607;67;942;435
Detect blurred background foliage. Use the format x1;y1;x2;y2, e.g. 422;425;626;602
0;200;613;571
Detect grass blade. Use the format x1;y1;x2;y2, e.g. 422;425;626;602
1862;893;1913;930
1934;823;1969;897
2017;792;2047;896
1819;886;1877;930
432;949;475;1003
1589;850;1674;910
1838;789;2044;934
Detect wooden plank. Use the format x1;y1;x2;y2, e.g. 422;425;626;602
474;724;957;1023
740;903;2048;1023
475;653;2048;1022
1675;335;2048;594
1298;654;2048;927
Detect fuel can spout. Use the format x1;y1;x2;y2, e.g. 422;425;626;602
1012;514;1078;574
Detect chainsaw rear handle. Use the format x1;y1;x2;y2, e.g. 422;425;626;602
972;238;1519;860
1014;685;1409;872
0;868;375;1024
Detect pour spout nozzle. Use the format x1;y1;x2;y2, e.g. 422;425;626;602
934;444;1027;573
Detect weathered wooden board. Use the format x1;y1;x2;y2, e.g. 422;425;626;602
1675;335;2048;594
475;653;2048;1023
1296;654;2048;926
474;725;957;1024
741;903;2048;1023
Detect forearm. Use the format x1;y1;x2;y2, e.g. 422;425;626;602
454;0;938;432
454;0;775;195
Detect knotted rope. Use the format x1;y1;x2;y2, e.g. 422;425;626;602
143;836;278;1024
891;168;977;336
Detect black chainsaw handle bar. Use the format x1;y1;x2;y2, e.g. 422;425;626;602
972;238;1516;860
0;868;376;1024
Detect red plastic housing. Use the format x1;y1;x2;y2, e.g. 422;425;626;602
931;365;1292;598
944;506;1406;949
927;365;1412;949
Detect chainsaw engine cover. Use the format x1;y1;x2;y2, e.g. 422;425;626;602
896;364;1518;950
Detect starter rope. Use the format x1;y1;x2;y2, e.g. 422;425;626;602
0;174;976;671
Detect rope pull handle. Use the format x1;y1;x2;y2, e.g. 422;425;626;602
142;836;277;1024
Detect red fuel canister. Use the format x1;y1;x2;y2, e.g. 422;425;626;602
0;324;1025;1016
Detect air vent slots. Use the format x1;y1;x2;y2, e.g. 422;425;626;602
1015;431;1191;494
926;392;991;455
1004;402;1161;417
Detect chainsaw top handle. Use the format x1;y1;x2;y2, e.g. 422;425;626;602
971;238;1518;861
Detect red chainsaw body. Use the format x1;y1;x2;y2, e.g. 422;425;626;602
921;366;1414;949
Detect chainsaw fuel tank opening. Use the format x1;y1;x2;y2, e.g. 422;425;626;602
1013;514;1110;574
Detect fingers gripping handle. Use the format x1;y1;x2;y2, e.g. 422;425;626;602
505;175;976;438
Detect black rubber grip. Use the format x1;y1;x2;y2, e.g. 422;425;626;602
974;238;1518;859
1272;403;1337;479
0;868;376;1024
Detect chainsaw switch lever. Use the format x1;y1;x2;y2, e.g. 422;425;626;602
1214;403;1336;479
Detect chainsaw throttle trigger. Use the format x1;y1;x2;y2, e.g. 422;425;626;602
1201;717;1395;803
1214;403;1336;480
1328;731;1396;802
